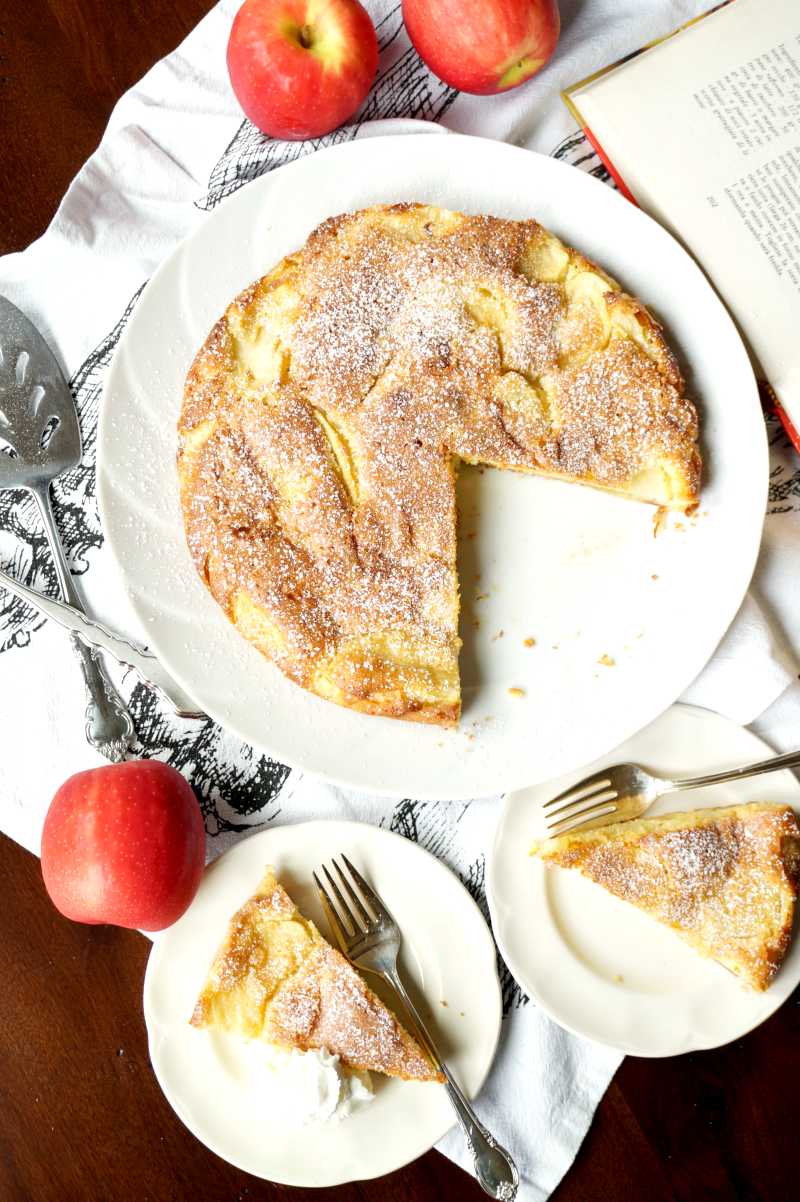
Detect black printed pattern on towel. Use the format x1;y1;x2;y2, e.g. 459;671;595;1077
384;797;530;1016
766;410;800;515
196;3;457;212
550;130;618;188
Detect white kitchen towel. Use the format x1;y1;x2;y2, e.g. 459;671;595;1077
2;2;800;1200
680;592;798;725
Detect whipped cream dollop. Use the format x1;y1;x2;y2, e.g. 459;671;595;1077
251;1045;374;1127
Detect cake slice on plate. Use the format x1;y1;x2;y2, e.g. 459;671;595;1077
530;802;800;991
191;865;443;1082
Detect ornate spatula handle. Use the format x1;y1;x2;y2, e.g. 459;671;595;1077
32;482;135;761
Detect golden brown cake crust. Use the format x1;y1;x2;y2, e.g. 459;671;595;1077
178;203;701;725
531;802;800;991
190;866;444;1083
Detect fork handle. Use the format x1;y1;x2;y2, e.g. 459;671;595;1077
31;483;135;762
384;966;518;1200
659;749;800;795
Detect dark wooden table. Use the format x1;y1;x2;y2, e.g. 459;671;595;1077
2;3;799;1199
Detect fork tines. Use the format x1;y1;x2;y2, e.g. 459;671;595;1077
543;769;619;831
543;768;615;811
314;855;380;948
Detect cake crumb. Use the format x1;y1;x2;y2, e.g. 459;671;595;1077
598;654;614;666
653;507;669;537
492;630;504;641
524;638;535;647
614;975;622;983
651;574;659;580
509;688;524;697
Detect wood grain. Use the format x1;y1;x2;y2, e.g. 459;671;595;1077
0;0;218;253
2;1;800;1199
550;981;800;1202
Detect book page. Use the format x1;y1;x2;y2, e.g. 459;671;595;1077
569;0;800;426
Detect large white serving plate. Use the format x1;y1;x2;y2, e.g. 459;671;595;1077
98;133;766;799
488;705;800;1057
144;820;501;1186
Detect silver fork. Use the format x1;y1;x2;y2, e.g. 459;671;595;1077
314;855;518;1201
543;747;800;834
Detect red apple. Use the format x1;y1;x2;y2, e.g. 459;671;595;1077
41;760;206;932
402;0;560;96
227;0;379;141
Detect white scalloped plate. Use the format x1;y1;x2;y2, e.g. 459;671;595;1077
99;133;766;798
487;704;800;1057
144;820;501;1186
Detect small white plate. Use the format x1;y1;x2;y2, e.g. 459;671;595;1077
98;132;767;800
487;704;800;1057
144;820;501;1186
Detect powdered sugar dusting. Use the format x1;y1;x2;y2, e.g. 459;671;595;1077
268;944;439;1080
536;803;800;991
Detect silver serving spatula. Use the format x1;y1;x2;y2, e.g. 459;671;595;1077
0;294;137;759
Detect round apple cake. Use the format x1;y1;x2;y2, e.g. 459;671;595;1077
178;203;700;726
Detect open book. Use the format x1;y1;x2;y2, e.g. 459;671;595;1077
563;0;800;451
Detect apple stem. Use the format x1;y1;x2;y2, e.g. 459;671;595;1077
298;24;313;49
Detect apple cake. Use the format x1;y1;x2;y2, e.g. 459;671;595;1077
178;203;700;725
530;802;800;991
191;865;443;1082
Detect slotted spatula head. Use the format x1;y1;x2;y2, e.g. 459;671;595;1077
0;294;82;492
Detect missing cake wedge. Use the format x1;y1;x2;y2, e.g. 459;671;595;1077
191;865;444;1083
530;802;800;991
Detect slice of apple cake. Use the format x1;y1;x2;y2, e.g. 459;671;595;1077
191;865;443;1082
530;802;800;991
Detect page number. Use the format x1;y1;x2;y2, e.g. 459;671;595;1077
707;196;718;208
